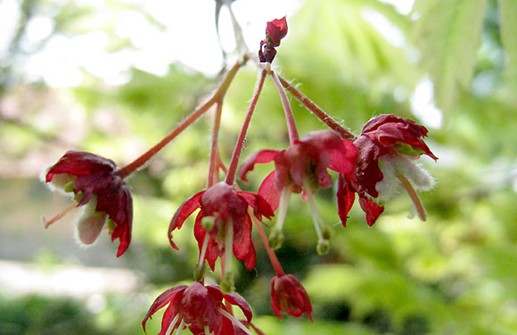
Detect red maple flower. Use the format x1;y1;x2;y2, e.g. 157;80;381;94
338;114;438;226
270;274;312;320
142;282;253;335
240;130;356;211
44;151;132;257
259;17;288;63
168;181;274;271
240;131;356;252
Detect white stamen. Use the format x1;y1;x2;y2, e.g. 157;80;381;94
42;202;78;228
165;314;181;335
304;185;324;242
275;187;291;231
218;308;253;335
224;219;234;276
174;319;185;335
198;234;210;267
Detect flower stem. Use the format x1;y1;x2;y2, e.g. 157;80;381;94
251;214;285;276
207;101;224;187
278;75;356;141
225;69;267;185
270;71;299;143
116;60;244;179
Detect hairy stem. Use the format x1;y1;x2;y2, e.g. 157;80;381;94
116;60;244;178
252;214;285;276
278;75;356;141
270;71;299;143
225;69;267;185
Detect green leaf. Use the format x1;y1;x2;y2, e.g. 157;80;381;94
498;0;517;104
412;0;487;113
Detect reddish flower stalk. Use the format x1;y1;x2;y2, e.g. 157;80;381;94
225;69;267;186
116;59;244;179
207;101;224;188
251;214;285;276
269;70;299;143
278;75;356;141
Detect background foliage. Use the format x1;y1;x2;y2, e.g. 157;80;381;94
1;0;516;334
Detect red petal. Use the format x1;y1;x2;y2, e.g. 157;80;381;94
328;139;357;180
239;149;279;182
238;191;274;220
168;191;203;250
45;151;116;182
358;196;384;226
258;171;282;211
141;285;187;333
224;292;253;321
194;213;221;271
336;175;356;227
232;215;256;270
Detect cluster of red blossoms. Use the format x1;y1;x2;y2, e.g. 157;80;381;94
42;16;437;335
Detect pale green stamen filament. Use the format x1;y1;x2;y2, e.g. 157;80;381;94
269;188;291;250
165;314;181;335
43;202;78;228
304;183;331;255
218;308;253;335
224;220;234;277
305;188;324;242
174;319;185;335
198;233;210;268
396;172;427;221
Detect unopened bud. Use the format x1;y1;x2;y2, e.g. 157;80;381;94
269;228;284;250
220;272;235;293
193;264;205;282
316;239;330;256
201;216;215;231
321;225;331;240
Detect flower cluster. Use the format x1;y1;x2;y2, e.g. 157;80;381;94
41;14;437;335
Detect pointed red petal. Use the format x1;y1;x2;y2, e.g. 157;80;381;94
141;285;187;333
239;149;279;182
336;175;356;227
224;292;253;321
258;171;281;211
168;191;203;249
359;196;384;226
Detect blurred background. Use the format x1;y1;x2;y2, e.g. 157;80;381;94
1;0;516;334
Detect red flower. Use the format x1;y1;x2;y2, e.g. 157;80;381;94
338;114;437;226
44;151;132;257
142;282;253;335
240;130;356;211
270;274;312;320
259;17;288;63
168;182;274;271
240;131;356;252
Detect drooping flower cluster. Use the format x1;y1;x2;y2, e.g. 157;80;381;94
40;14;438;335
